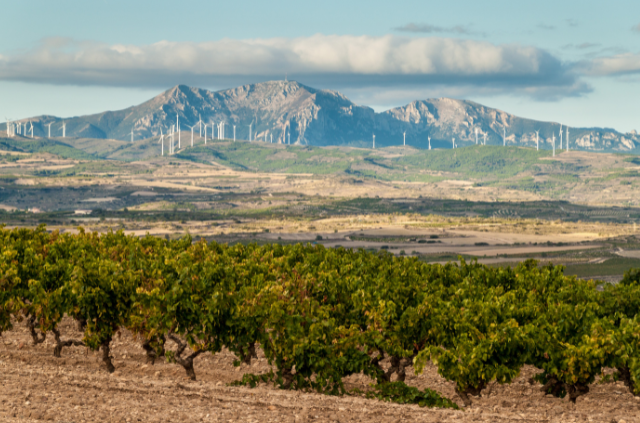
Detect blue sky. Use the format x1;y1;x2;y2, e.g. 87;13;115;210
1;0;639;132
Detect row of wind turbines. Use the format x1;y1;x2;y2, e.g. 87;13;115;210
155;115;293;156
4;116;571;156
4;119;65;138
371;124;571;155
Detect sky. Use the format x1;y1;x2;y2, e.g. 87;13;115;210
1;0;639;132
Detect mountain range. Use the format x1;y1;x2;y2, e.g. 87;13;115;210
2;81;639;153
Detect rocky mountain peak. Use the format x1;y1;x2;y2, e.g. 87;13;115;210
3;82;639;153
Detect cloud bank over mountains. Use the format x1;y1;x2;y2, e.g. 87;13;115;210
0;34;636;103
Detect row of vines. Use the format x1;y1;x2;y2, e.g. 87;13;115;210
1;225;639;408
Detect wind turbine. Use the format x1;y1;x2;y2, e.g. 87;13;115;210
428;136;431;150
403;131;406;147
535;131;539;151
61;121;66;138
566;127;569;152
177;115;180;149
452;138;455;149
159;129;164;156
29;121;33;138
171;125;175;154
559;124;563;150
204;124;207;144
220;122;225;139
249;123;252;142
270;134;273;143
503;127;506;146
233;125;236;142
373;134;375;149
483;133;487;145
131;129;134;143
552;134;556;157
47;123;52;138
475;128;478;145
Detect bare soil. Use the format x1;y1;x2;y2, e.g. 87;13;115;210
1;318;638;423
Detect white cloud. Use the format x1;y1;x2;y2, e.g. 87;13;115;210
582;53;640;76
0;35;586;100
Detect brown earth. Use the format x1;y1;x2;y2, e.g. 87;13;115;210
1;318;638;423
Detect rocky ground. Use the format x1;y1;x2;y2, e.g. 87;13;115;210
0;318;638;423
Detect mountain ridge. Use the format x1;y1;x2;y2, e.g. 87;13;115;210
2;80;639;153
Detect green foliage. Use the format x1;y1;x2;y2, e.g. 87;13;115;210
362;382;459;409
2;226;640;407
177;143;551;182
0;139;96;160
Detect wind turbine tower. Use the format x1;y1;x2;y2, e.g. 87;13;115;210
131;129;134;143
159;129;164;156
428;136;431;150
403;131;406;147
47;123;52;138
535;131;539;151
552;134;556;157
30;122;33;138
503;127;506;146
249;123;252;142
204;124;207;144
559;124;563;150
62;122;66;138
177;115;181;149
199;115;202;137
483;133;487;145
566;127;569;152
171;125;175;154
452;138;455;149
233;125;236;142
475;128;478;145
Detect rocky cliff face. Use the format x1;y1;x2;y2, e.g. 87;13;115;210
4;81;639;153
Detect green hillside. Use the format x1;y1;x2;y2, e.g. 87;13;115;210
177;140;557;182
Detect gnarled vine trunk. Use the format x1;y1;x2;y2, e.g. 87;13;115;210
167;333;203;381
52;327;84;358
617;366;638;397
101;337;115;373
455;381;486;407
141;335;166;365
26;316;46;345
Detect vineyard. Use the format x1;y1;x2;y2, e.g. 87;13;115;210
1;225;639;411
